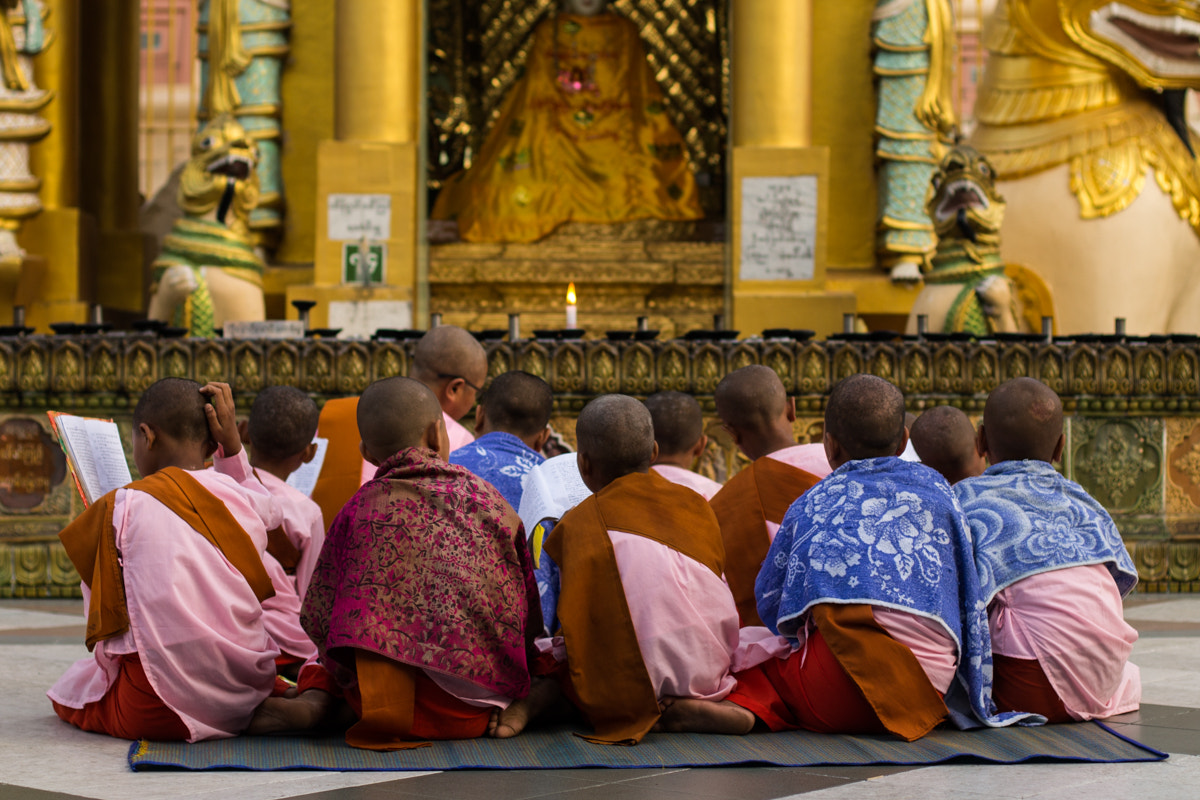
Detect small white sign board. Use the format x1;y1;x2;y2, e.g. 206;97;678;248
223;320;305;339
739;175;818;281
328;300;413;340
327;194;392;241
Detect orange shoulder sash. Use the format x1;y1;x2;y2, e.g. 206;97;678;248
59;467;276;650
545;470;723;745
709;456;820;626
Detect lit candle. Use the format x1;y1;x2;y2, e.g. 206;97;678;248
566;282;577;329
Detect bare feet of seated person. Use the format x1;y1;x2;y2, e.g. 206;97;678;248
246;689;336;736
653;697;757;735
488;677;562;739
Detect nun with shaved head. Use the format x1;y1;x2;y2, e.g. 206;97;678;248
955;377;1140;723
251;376;542;750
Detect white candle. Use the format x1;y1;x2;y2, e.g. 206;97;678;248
566;282;577;329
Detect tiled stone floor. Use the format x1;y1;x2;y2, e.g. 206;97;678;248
1;595;1199;800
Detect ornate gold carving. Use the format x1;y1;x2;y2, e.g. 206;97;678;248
195;343;227;386
620;343;655;394
303;343;334;393
1037;346;1065;393
160;343;191;380
337;345;370;394
692;344;723;393
798;346;827;395
87;343;120;393
586;343;619;394
552;344;583;393
267;343;299;387
1168;418;1200;514
372;344;406;383
869;347;896;384
1101;347;1132;396
1068;348;1097;395
656;342;690;391
933;345;964;393
16;343;45;393
519;343;550;380
728;344;758;374
1072;417;1163;514
51;343;84;393
1169;349;1199;395
833;347;862;384
232;343;261;392
1135;348;1166;395
970;348;998;394
761;344;794;393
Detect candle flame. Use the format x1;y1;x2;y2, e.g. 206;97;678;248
566;282;577;304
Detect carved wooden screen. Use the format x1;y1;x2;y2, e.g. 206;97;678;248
427;0;729;213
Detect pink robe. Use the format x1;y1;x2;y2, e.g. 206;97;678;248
47;454;282;741
445;411;475;451
990;564;1140;720
650;464;723;501
255;469;326;599
762;443;833;542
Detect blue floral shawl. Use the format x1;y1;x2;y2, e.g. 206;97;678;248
954;460;1137;604
450;431;545;511
756;457;1040;730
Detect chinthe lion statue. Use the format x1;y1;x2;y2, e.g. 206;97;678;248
971;0;1200;335
906;142;1032;335
147;114;265;336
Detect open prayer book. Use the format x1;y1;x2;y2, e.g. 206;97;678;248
46;412;133;506
517;452;592;537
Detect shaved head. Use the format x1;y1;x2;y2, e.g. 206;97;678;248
358;377;444;463
715;366;787;434
481;371;553;437
249;386;319;461
983;377;1063;463
644;391;704;457
577;394;655;486
411;325;487;386
911;406;982;484
133;377;210;444
825;374;906;460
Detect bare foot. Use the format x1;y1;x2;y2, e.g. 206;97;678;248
246;689;332;735
653;697;756;735
488;677;561;738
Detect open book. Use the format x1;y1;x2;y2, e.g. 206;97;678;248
285;437;329;497
46;412;133;506
517;452;592;538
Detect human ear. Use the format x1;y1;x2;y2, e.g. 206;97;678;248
301;441;318;464
359;440;381;467
532;426;552;453
690;433;708;462
138;423;157;449
785;396;797;423
894;428;909;457
1051;432;1066;464
649;441;659;465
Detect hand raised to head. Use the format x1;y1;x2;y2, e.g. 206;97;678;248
200;381;242;456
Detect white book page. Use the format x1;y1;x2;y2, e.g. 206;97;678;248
52;415;131;504
517;452;592;536
285;437;329;497
83;418;132;501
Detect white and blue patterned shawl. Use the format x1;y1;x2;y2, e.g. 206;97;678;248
756;457;1041;730
954;460;1137;604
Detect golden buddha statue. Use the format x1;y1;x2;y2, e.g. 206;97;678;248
431;0;704;243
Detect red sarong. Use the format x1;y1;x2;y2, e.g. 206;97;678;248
726;629;887;735
992;654;1073;723
51;654;189;741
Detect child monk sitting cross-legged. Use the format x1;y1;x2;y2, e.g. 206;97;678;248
249;376;542;750
48;379;283;741
491;394;783;745
955;377;1140;722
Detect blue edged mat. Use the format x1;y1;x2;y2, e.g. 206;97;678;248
127;722;1166;772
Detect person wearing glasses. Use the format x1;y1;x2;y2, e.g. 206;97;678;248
410;325;489;452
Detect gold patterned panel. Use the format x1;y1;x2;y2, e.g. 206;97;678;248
1100;347;1133;396
832;346;862;384
727;343;758;374
1168;348;1199;396
1068;348;1098;395
371;344;407;383
1000;346;1032;383
195;342;228;387
124;341;157;393
620;342;655;395
1037;346;1066;394
302;342;335;393
656;341;690;392
159;342;193;380
692;343;724;393
0;342;13;393
761;343;795;393
87;342;121;393
868;346;897;386
231;342;263;393
47;542;80;595
13;542;47;593
552;343;584;393
1130;541;1169;582
51;342;85;394
585;342;619;394
970;347;999;395
901;346;932;395
933;345;964;394
266;342;300;387
1167;417;1200;516
518;342;550;381
337;344;371;395
17;343;47;393
797;345;828;396
486;343;515;381
1135;348;1166;396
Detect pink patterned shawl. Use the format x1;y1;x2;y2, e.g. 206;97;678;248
301;447;540;699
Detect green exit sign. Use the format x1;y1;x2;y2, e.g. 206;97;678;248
342;242;386;284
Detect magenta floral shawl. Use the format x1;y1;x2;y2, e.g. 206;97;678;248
301;447;541;699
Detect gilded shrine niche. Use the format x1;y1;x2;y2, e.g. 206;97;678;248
425;0;728;335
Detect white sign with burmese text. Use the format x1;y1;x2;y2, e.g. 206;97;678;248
739;176;817;281
327;194;392;241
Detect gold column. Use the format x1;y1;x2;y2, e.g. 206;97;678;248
16;0;86;330
731;0;812;148
728;0;854;337
287;0;422;333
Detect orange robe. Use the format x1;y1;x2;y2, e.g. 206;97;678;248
709;456;822;626
431;12;703;242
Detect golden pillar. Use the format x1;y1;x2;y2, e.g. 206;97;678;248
17;0;86;330
729;0;854;336
286;0;422;333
